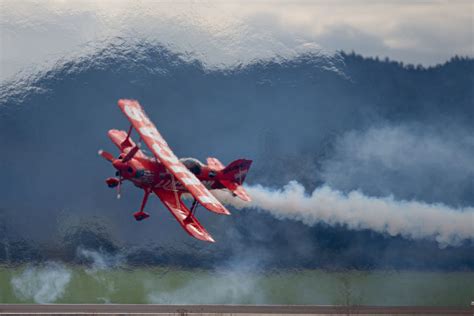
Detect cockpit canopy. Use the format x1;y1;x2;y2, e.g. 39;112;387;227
179;157;204;175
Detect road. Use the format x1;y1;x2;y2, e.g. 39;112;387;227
0;304;473;315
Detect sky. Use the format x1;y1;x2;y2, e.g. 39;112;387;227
0;0;473;82
0;1;473;270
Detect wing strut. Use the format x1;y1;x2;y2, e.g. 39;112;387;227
184;199;199;223
121;124;134;148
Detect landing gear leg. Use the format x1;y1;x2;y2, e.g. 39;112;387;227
134;189;151;221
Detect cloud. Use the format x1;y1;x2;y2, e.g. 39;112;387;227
1;0;472;81
320;125;474;206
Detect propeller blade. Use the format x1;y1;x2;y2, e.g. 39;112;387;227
98;150;114;162
117;174;122;199
122;144;140;162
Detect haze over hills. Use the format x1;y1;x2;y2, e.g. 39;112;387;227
0;42;473;270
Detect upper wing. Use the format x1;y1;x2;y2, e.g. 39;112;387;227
154;189;215;242
117;99;230;215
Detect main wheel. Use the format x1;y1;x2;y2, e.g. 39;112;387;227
133;211;150;221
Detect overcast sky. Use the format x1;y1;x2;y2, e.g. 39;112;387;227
1;0;473;82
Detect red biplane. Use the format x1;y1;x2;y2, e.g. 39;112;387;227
98;99;252;242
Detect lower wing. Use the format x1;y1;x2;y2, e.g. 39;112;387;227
153;189;215;243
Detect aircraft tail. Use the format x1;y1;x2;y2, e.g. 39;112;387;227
221;159;252;183
217;158;252;201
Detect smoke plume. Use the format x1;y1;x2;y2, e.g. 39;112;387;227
215;182;474;247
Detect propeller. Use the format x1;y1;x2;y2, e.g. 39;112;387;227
98;150;114;162
116;172;122;199
98;144;140;199
99;149;123;199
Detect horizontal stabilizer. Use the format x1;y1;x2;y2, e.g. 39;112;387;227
219;180;251;202
207;157;225;170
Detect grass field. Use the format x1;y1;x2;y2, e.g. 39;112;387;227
0;264;472;306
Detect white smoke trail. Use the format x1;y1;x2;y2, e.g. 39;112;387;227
11;262;72;303
214;181;474;247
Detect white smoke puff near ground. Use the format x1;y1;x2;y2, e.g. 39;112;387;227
146;270;266;304
146;256;266;304
214;182;474;247
145;271;264;304
11;262;71;303
76;248;123;300
77;248;124;272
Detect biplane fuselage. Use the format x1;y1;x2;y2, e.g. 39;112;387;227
99;99;252;243
113;149;228;192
